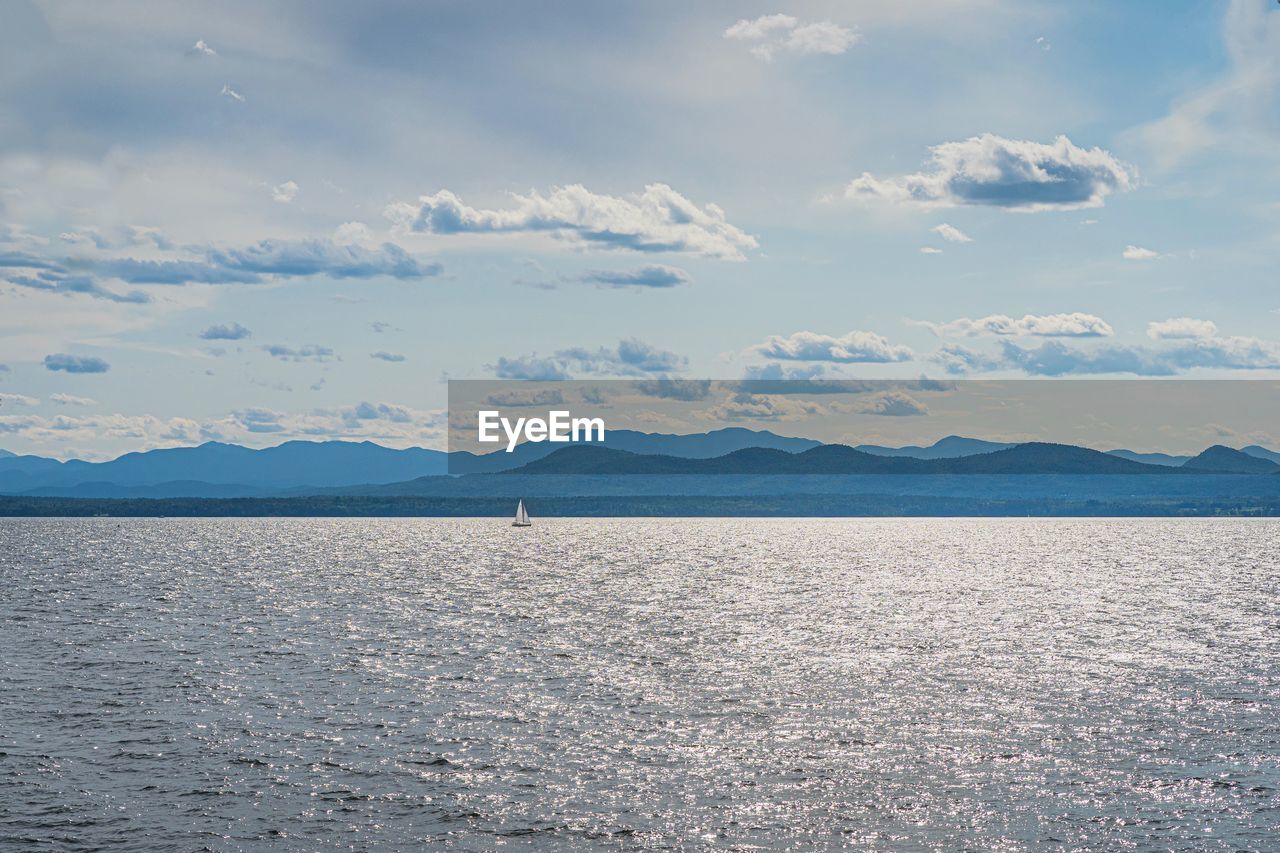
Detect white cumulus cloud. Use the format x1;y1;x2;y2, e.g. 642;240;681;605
846;134;1135;211
385;183;757;260
1147;318;1218;340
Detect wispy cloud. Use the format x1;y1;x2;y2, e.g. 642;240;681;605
932;223;972;243
754;330;914;363
1122;245;1159;260
190;39;217;57
920;312;1114;338
50;393;97;406
493;338;686;379
940;332;1280;376
271;181;299;203
723;14;859;61
262;344;335;362
846;134;1135;211
2;237;440;303
370;351;406;362
1128;0;1280;168
386;184;757;260
220;84;244;102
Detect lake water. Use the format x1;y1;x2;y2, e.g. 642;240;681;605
1;518;1278;849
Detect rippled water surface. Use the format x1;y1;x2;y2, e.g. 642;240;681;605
2;518;1278;850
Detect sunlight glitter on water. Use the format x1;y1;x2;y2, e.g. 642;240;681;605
1;517;1278;849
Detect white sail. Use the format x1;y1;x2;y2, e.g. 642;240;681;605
512;499;531;526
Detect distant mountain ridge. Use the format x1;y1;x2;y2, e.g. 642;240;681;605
856;435;1013;459
447;427;820;473
3;433;1279;498
1181;445;1280;474
0;441;449;493
510;442;1182;476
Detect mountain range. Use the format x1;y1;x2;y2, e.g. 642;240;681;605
1;432;1277;499
509;442;1279;476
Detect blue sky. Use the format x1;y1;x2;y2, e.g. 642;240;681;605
1;0;1278;458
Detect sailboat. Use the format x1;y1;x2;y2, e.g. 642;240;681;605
512;499;532;527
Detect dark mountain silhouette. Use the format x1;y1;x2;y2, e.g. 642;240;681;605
0;429;823;496
448;427;819;473
856;435;1013;459
1181;445;1280;474
5;433;1279;498
510;441;1176;476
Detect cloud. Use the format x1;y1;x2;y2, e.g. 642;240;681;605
220;84;244;102
919;247;943;255
203;239;440;280
386;184;757;260
1148;318;1218;340
492;355;571;381
723;13;797;41
703;393;828;422
262;344;334;362
190;39;217;57
0;393;39;407
856;391;929;417
754;330;914;363
741;363;832;382
932;223;972;243
999;335;1280;376
2;250;150;302
1035;36;1051;51
493;338;686;379
632;378;712;401
1128;0;1280;168
483;388;565;407
334;221;372;245
846;134;1135;211
1122;245;1159;260
50;393;97;406
370;351;406;362
44;353;110;373
921;312;1114;338
104;239;441;283
129;401;446;449
930;343;1003;375
3;238;440;302
581;264;691;288
271;181;299;203
723;14;859;61
200;322;252;340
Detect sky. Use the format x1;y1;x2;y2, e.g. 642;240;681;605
1;0;1279;459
